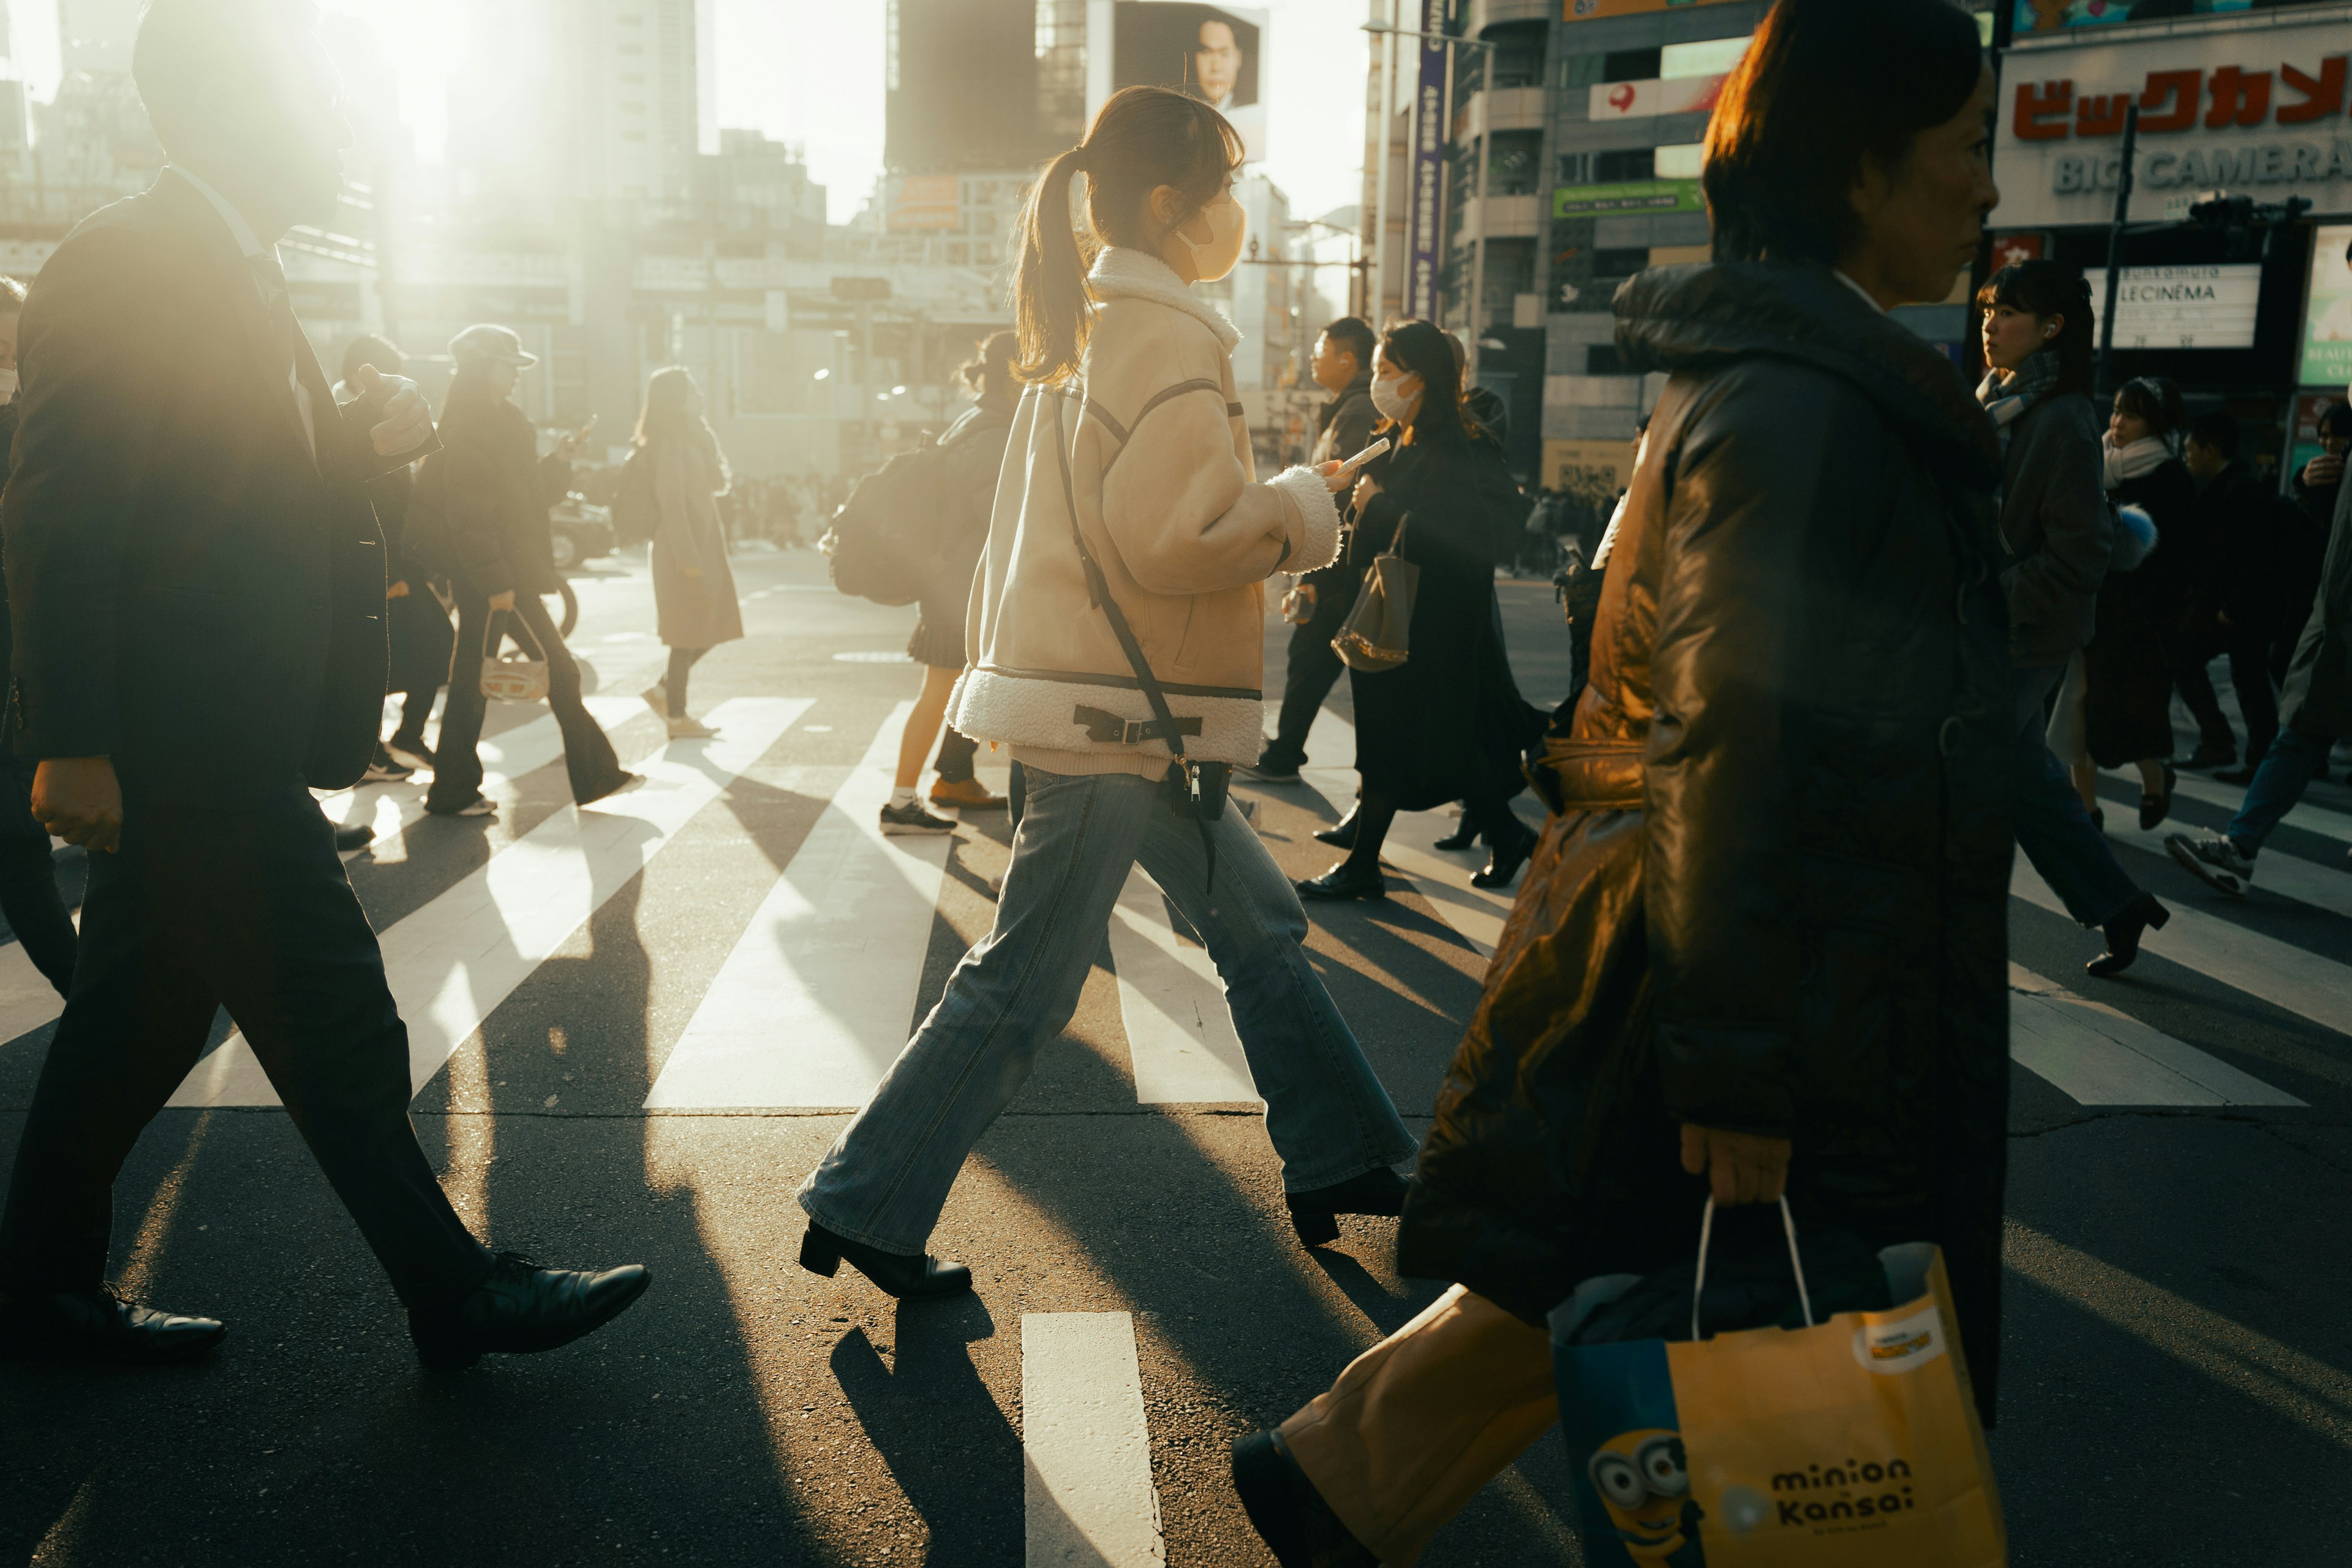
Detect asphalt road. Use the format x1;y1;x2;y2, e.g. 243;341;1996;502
2;548;2348;1567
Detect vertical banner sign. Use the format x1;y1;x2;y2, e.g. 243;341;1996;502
1406;0;1449;321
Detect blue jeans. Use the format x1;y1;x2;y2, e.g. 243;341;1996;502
2226;726;2335;855
2013;664;2141;928
798;764;1417;1254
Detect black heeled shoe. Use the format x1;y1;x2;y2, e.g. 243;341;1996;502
2086;891;2169;978
1232;1430;1379;1568
1295;862;1385;902
799;1222;972;1298
1312;809;1359;849
1283;1166;1408;1245
1432;819;1480;851
1471;827;1538;890
2138;763;2176;832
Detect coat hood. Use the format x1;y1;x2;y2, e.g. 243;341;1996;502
1616;262;2000;492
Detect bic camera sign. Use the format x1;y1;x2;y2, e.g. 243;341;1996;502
1992;20;2352;228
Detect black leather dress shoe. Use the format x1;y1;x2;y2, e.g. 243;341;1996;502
407;1252;652;1371
1311;810;1359;849
0;1286;225;1365
1295;863;1385;902
1431;820;1480;851
2086;891;2169;978
1284;1166;1408;1246
332;823;375;853
1232;1430;1378;1568
1471;827;1539;890
799;1222;971;1298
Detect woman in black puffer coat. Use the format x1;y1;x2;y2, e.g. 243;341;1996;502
1232;6;2013;1561
1294;319;1545;900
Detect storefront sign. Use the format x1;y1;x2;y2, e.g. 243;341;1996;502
1991;20;2352;228
2300;223;2352;389
1406;0;1449;323
1552;180;1704;218
1566;0;1743;17
1588;74;1726;121
2084;262;2262;349
1990;232;2047;270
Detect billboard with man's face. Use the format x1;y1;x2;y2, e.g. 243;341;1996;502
1111;2;1267;162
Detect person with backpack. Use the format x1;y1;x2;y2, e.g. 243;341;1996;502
410;325;633;818
793;85;1415;1298
632;366;741;740
876;330;1020;834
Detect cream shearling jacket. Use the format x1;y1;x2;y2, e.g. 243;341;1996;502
949;249;1343;775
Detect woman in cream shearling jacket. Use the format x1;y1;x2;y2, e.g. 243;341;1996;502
795;86;1415;1299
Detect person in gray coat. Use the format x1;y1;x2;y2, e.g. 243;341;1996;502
636;365;743;739
2168;422;2352;893
1976;261;2166;974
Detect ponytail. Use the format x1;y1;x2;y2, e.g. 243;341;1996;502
1008;85;1245;385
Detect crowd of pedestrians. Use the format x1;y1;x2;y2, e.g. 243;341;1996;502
1;3;2348;1565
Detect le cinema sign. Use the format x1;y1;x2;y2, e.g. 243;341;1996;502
1993;23;2352;227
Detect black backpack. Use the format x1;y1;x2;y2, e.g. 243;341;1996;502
820;441;960;606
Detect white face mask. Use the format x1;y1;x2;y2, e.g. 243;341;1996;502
1169;191;1247;284
0;369;17;401
1370;372;1417;424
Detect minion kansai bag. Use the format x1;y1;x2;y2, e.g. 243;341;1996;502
1550;1199;2006;1567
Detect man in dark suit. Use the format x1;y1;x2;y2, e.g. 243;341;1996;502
0;0;649;1369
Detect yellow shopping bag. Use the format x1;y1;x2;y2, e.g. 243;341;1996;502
1553;1199;2006;1567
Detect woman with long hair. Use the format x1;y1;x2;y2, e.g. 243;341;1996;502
794;86;1414;1297
420;325;631;817
877;329;1020;835
1977;261;2167;974
1296;319;1544;899
635;365;742;739
1233;2;2013;1559
2057;374;2195;826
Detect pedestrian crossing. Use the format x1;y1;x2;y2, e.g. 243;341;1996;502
0;688;2344;1119
1022;1312;1163;1567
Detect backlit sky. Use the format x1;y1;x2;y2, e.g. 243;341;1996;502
346;0;1370;227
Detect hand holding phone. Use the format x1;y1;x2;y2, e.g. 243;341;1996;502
1319;436;1392;492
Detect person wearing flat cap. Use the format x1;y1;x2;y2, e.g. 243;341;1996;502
408;322;635;817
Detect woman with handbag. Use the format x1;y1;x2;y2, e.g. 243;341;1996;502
1232;3;2014;1561
634;365;743;741
793;85;1415;1298
1297;319;1545;900
420;325;633;818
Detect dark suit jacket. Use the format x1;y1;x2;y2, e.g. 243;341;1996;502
1;172;400;797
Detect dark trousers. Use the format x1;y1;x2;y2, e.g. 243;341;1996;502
428;589;625;812
934;726;979;784
0;829;77;997
1262;579;1355;771
0;785;492;1308
2174;624;2283;764
2013;663;2140;929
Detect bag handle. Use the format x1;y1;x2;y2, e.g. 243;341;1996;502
1690;1195;1814;1342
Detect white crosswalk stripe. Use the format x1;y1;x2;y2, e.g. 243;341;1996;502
2106;764;2352;848
168;697;809;1107
2008;963;2304;1106
644;701;956;1110
2100;810;2352;924
1022;1312;1163;1567
1110;865;1261;1104
2010;858;2352;1039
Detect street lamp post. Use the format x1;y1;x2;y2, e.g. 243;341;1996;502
1363;20;1500;373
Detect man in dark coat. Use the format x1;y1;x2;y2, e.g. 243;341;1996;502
2181;412;2291;774
2168;420;2352;894
0;0;648;1369
1245;316;1376;783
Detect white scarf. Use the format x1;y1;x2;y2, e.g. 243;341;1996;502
2101;434;2171;492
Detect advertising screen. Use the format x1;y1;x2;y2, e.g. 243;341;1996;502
1112;2;1267;163
2300;225;2352;391
1565;0;1744;18
2011;0;2250;31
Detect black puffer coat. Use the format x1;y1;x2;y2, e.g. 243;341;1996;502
430;386;572;599
1395;263;2016;1426
2081;456;2198;766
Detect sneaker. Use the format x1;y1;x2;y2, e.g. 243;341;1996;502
667;715;718;740
385;737;435;772
429;795;497;818
2165;831;2253;899
641;682;669;720
879;799;958;836
929;777;1005;809
362;744;413;783
1240;756;1303;785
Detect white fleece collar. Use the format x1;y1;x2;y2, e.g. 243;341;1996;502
1088;247;1241;351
